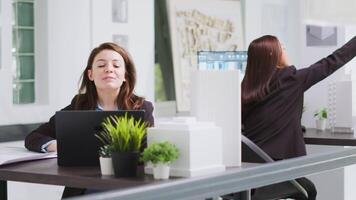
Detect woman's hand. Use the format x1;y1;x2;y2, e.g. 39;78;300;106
46;142;57;152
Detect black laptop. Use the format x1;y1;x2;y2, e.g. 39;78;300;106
55;110;145;166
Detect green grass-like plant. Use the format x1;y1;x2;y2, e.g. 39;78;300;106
96;114;147;153
314;108;328;120
141;141;179;165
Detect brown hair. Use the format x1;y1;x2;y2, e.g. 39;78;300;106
241;35;282;105
75;42;144;110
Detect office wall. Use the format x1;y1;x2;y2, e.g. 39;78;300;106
305;0;356;24
91;0;155;101
48;0;154;113
47;0;92;111
0;0;154;125
244;0;300;66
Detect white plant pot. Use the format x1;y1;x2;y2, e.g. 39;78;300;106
99;157;114;175
316;119;327;131
152;163;170;180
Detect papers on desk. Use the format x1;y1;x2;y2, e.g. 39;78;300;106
0;146;57;165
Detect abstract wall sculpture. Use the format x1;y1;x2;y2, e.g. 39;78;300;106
167;0;244;112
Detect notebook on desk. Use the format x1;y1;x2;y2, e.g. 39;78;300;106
55;110;145;166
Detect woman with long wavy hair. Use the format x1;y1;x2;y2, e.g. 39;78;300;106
25;42;154;198
25;42;154;153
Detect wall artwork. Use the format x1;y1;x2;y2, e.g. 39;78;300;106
112;0;128;23
113;34;128;49
167;0;245;112
306;25;338;46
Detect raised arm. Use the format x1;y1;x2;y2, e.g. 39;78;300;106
297;36;356;91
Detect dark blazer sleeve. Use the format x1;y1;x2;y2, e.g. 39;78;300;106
297;36;356;91
141;100;154;127
24;97;76;152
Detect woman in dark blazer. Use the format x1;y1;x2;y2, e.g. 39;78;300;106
25;42;154;153
24;42;154;198
241;35;356;200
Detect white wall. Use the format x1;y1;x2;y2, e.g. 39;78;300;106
244;0;300;65
305;0;356;24
0;0;155;125
91;0;155;101
47;0;92;110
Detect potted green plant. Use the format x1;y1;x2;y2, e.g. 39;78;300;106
314;108;328;131
98;145;114;175
141;141;180;179
97;114;147;177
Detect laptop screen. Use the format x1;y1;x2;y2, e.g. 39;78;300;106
55;110;145;166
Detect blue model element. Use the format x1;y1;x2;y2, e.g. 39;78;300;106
197;51;247;77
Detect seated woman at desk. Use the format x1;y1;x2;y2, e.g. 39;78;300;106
25;42;154;198
25;42;154;153
241;35;356;200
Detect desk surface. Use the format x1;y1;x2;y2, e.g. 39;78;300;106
0;158;167;190
3;149;356;200
2;129;356;191
0;158;256;190
304;128;356;146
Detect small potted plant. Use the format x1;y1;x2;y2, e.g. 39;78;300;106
97;114;147;177
141;141;180;180
314;108;328;131
98;145;114;175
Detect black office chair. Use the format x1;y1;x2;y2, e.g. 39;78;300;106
222;135;310;200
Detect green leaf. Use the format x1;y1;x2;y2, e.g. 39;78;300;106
313;108;328;120
95;114;148;153
141;141;180;165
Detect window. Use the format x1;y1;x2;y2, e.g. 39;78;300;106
12;0;35;104
154;0;175;102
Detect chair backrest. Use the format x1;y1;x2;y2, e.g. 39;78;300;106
241;135;308;199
